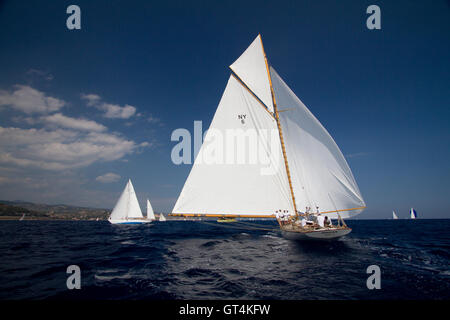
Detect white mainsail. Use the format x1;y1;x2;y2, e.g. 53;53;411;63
172;75;293;217
393;211;398;219
410;208;417;219
147;199;156;220
109;179;144;221
159;213;166;221
172;34;365;220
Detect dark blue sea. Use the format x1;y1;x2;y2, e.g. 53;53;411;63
0;219;449;300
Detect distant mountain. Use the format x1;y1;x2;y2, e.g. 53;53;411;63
0;200;107;212
0;203;43;217
0;200;110;220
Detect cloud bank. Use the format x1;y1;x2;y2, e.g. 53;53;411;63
0;85;149;171
81;93;136;119
0;85;65;114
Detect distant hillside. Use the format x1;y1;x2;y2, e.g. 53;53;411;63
0;203;46;217
0;200;110;220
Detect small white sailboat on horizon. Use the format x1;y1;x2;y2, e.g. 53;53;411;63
19;213;25;221
108;179;151;225
410;208;417;219
170;34;365;240
147;199;156;221
159;213;166;222
392;211;398;219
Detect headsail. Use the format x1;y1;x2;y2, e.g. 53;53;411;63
109;179;143;220
147;199;156;220
172;75;293;217
410;208;417;219
270;67;365;219
393;211;398;219
230;35;274;113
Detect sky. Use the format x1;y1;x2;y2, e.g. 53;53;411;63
0;0;449;219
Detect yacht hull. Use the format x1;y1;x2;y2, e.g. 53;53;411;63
281;228;351;241
108;219;152;225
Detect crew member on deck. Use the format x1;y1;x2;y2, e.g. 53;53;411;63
317;214;325;228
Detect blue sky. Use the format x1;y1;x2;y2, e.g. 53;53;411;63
0;0;449;218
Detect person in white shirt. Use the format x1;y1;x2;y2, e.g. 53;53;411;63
317;214;325;228
301;218;307;227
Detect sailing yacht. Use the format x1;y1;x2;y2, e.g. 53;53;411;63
410;208;417;219
159;213;166;222
392;211;398;219
147;199;156;221
170;35;365;240
108;179;151;224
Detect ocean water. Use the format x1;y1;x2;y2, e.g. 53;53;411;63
0;219;449;300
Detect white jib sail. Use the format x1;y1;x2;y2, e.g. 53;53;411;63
109;179;143;220
410;208;416;219
270;67;365;219
230;35;274;113
159;213;166;221
172;75;293;216
147;199;155;220
393;211;398;219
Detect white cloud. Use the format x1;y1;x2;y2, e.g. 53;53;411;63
0;126;140;170
80;93;101;106
96;173;121;183
147;115;161;124
41;113;107;132
0;85;65;114
81;93;136;119
102;103;136;119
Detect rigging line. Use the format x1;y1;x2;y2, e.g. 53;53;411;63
320;206;366;214
278;108;294;113
230;72;275;120
233;220;278;229
199;221;278;232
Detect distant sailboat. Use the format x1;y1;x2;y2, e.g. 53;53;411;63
170;35;365;240
392;211;398;219
410;208;417;219
159;213;166;222
147;199;156;221
19;213;25;221
108;179;151;224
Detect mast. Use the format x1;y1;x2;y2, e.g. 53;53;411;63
259;35;298;217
